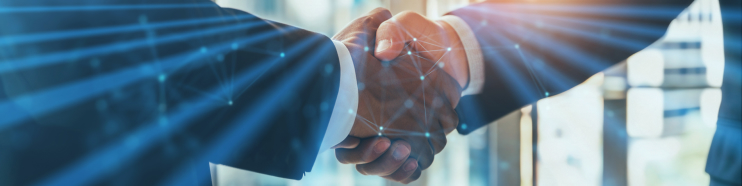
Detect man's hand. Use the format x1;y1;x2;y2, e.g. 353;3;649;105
331;8;463;184
375;11;470;89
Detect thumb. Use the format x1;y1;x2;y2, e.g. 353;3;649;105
375;11;435;61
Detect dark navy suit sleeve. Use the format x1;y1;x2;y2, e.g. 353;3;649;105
447;0;693;134
0;0;340;185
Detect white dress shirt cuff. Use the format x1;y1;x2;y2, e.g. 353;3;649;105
439;15;485;97
318;40;359;153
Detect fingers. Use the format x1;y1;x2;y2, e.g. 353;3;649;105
428;121;448;155
356;140;411;176
375;11;437;61
332;136;361;149
365;7;393;25
382;158;419;182
434;95;459;135
335;137;391;164
400;167;422;184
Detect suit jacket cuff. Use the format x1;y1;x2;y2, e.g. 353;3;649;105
439;15;485;97
318;40;359;152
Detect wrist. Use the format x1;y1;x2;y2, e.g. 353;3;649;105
436;20;469;89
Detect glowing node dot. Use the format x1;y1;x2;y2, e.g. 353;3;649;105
447;47;451;51
461;124;467;130
231;43;238;50
407;51;412;55
348;109;354;114
378;132;382;136
420;76;425;80
514;44;520;49
158;74;167;82
404;99;414;108
545;92;550;96
425;132;430;138
200;46;207;53
228;100;233;106
325;64;334;74
438;62;445;68
380;126;384;130
280;52;285;58
413;38;417;41
364;46;369;51
320;102;329;111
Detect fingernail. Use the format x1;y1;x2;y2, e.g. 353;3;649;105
392;145;410;160
374;140;390;154
376;39;391;53
404;161;418;172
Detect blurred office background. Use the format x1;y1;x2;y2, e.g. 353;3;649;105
210;0;726;185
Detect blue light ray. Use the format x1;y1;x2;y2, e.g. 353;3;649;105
0;20;275;74
0;14;258;46
495;19;623;86
160;37;333;186
0;3;217;13
534;14;668;38
464;3;690;20
490;26;597;94
482;10;662;51
0;28;294;130
476;32;543;103
34;35;324;186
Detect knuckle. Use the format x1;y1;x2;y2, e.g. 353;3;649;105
417;152;434;170
397;11;422;20
372;7;392;16
358;153;371;164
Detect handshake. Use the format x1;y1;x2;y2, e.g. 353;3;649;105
330;8;469;183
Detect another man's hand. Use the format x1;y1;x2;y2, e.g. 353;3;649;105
331;8;463;184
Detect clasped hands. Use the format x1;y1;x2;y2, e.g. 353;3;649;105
331;8;469;183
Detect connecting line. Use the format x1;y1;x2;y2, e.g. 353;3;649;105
141;19;170;116
362;96;378;125
381;100;413;129
422;81;427;126
515;46;548;98
355;114;379;132
425;50;450;76
413;32;438;44
231;36;316;99
178;84;229;103
382;130;427;137
230;48;237;100
221;47;283;101
206;56;230;99
480;46;518;51
380;78;386;130
427;132;437;153
416;40;445;48
415;41;433;56
395;21;418;43
192;25;229;99
405;43;425;75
